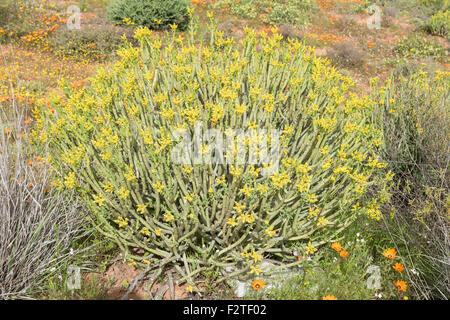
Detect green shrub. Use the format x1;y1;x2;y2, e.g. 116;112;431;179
107;0;191;30
423;10;450;39
33;21;390;292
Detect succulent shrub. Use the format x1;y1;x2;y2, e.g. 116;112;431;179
33;19;390;289
107;0;191;30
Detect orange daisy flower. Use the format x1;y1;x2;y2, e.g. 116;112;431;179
251;279;266;291
393;280;407;292
392;263;404;272
383;248;397;259
339;250;349;258
331;242;342;252
323;295;337;300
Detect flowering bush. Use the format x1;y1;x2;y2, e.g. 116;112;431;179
33;19;390;289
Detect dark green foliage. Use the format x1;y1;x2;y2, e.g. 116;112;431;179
107;0;191;30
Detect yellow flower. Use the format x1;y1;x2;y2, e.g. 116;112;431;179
184;193;195;202
128;259;137;266
240;185;254;196
233;202;245;214
323;295;337;300
103;182;114;193
322;157;332;169
137;204;147;214
114;216;129;228
271;171;291;189
250;265;262;276
216;174;226;185
152;182;164;193
155;228;162;236
182;165;193;175
265;226;277;237
164;211;175;223
230;166;243;177
307;193;318;203
134;26;152;40
320;145;329;155
305;242;318;255
317;216;328;227
251;251;263;263
117;187;130;200
140;227;150;236
309;207;319;217
93;193;106;207
100;151;111;161
227;217;237;227
236;104;247;114
124;168;136;181
161;108;175;119
64;172;77;189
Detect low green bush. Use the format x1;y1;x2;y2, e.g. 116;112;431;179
107;0;191;30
